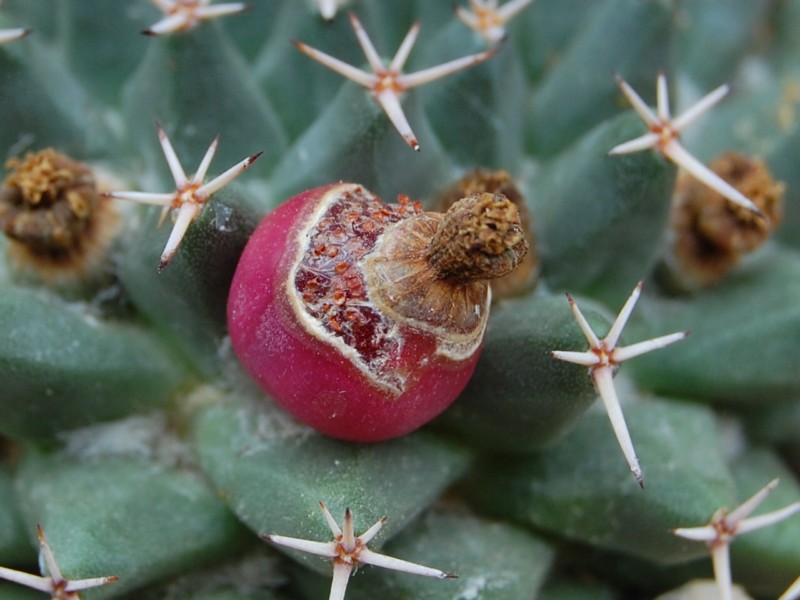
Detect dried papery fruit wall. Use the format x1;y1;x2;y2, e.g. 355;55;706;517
1;1;800;600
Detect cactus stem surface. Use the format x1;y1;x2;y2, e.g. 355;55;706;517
550;282;688;487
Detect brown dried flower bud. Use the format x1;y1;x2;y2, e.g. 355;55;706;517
438;168;538;297
0;149;119;286
664;152;784;291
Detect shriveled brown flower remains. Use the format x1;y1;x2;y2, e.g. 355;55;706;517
438;169;537;297
665;152;784;290
365;191;528;356
0;149;118;283
427;192;527;283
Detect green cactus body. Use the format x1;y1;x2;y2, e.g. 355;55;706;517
1;1;799;599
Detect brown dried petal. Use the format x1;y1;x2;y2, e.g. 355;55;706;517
667;152;784;289
0;149;118;283
427;192;528;284
437;168;538;296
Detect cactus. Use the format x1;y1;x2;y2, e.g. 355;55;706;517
1;1;800;599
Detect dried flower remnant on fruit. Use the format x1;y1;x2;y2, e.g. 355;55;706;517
144;0;249;35
291;188;526;392
262;502;456;600
0;525;118;599
455;0;535;45
664;152;784;291
610;73;765;218
426;193;526;283
365;192;527;360
105;125;262;271
550;282;688;487
673;479;800;600
438;169;537;297
0;149;118;282
294;13;496;150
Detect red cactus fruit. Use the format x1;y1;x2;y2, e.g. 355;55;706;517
227;183;527;441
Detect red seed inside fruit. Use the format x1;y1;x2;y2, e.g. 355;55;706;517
292;187;423;390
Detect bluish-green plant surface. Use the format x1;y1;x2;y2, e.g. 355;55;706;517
1;1;800;599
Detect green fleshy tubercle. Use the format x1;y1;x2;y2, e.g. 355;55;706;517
677;0;774;88
465;398;736;564
293;506;555;600
0;35;106;157
117;188;260;375
0;286;188;442
123;24;287;180
58;0;153;105
0;584;41;600
190;385;473;576
516;0;606;85
530;112;675;306
0;469;32;565
14;443;250;599
220;0;285;61
417;19;526;171
124;548;287;600
525;0;674;158
266;84;449;204
739;399;800;445
254;2;375;140
629;246;800;403
438;291;607;453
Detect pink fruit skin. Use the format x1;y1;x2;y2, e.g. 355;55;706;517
227;184;482;442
